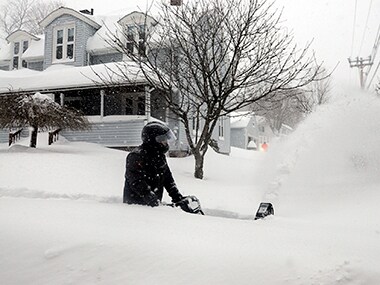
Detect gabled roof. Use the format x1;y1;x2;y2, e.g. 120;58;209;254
39;6;101;29
6;30;39;43
117;11;157;26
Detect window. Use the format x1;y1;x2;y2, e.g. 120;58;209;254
125;24;146;56
12;40;29;70
137;97;145;115
138;25;146;56
53;25;75;62
22;41;28;52
123;95;145;115
125;98;133;115
218;117;225;138
126;26;134;54
14;42;20;54
13;56;19;69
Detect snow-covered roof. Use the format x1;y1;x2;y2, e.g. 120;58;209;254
39;7;101;29
22;35;44;60
0;43;12;62
86;15;124;55
1;7;159;63
87;11;158;55
0;61;151;94
6;30;39;43
230;111;254;129
117;11;158;26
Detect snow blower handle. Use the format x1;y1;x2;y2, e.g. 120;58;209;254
175;195;204;215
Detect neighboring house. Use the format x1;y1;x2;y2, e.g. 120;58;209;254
0;6;230;154
230;112;259;150
256;115;276;145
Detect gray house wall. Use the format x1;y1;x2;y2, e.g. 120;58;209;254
43;14;98;69
211;117;231;154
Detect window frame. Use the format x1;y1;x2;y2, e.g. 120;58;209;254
12;40;29;70
218;117;225;139
53;24;75;63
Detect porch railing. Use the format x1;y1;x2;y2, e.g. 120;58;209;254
48;128;61;145
9;129;23;146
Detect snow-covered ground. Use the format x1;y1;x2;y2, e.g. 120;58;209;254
1;90;380;284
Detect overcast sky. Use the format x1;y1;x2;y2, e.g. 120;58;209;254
1;0;380;91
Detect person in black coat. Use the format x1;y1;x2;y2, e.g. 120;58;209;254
123;121;183;206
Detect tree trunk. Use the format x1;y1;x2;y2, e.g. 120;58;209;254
30;126;38;148
193;150;205;179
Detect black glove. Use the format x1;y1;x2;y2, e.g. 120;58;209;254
171;193;183;204
144;191;160;207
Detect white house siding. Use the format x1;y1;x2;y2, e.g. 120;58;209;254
43;14;98;69
28;61;44;71
91;53;123;65
0;128;29;145
61;119;145;148
0;129;8;144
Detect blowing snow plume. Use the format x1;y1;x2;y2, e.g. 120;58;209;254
259;90;380;220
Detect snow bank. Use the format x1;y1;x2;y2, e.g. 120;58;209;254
1;89;380;284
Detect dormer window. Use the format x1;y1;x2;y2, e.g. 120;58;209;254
14;42;20;54
12;40;28;69
23;41;28;52
53;25;75;62
125;24;146;57
138;24;146;57
126;26;134;54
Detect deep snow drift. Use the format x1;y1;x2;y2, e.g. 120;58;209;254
0;90;380;284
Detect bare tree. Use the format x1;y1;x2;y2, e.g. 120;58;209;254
0;93;90;148
252;90;305;134
0;0;64;36
105;0;324;179
295;67;332;114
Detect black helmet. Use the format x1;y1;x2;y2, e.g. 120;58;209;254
141;121;176;152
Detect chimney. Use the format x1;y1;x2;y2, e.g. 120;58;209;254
170;0;182;5
79;8;94;15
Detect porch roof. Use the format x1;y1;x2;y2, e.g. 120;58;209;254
0;61;151;94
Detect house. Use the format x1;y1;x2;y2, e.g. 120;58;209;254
0;7;230;154
230;112;259;150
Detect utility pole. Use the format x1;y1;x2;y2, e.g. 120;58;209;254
347;56;373;89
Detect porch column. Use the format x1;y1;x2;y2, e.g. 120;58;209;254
145;86;151;122
100;89;105;118
60;93;64;106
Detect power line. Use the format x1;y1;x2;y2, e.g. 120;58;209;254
358;0;373;55
351;0;358;57
367;59;380;88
